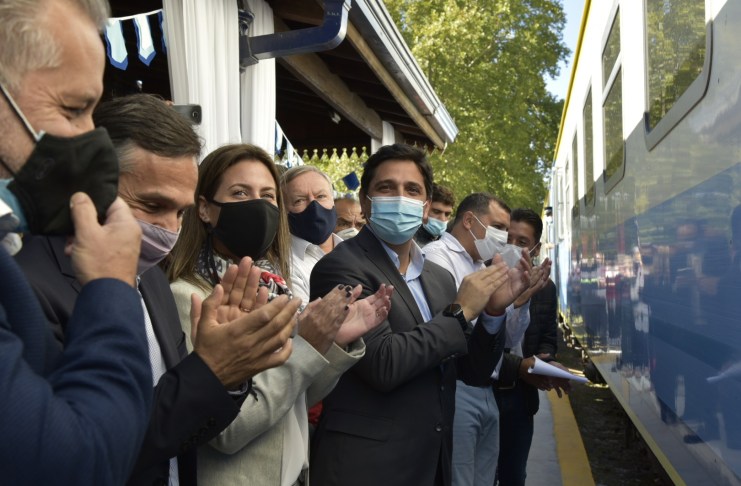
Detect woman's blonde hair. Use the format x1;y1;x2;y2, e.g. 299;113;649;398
167;144;291;289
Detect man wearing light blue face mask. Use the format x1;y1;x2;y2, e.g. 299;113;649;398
309;143;532;486
17;94;298;486
415;182;456;247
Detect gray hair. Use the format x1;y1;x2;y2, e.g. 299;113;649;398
0;0;110;89
280;165;333;191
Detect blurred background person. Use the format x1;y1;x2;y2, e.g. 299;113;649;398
334;195;365;239
414;182;455;247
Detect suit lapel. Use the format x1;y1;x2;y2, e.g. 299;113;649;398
355;229;425;325
139;271;180;368
48;236;82;294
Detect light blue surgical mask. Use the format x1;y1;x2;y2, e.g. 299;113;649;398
367;195;425;245
0;179;26;233
423;217;447;237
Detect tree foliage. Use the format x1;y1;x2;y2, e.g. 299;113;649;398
385;0;568;211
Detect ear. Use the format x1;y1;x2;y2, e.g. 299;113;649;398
461;211;474;231
197;196;211;224
533;241;542;257
422;198;431;222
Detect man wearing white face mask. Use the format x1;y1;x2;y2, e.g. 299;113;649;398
423;193;549;486
16;94;295;486
309;144;532;486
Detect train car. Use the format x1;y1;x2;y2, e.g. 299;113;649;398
547;0;741;484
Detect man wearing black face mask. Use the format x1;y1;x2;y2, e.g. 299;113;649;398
0;0;152;484
281;165;340;304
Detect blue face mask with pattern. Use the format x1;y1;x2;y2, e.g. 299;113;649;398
367;195;425;245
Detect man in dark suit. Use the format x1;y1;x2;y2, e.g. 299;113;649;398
494;208;570;486
0;1;153;483
309;144;530;486
16;94;299;485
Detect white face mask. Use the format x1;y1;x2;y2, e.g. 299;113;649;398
336;227;360;239
470;214;507;262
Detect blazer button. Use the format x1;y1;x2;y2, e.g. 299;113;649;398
435;424;443;432
207;417;216;427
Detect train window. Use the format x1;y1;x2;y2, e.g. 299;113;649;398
583;88;595;206
603;69;624;186
602;7;624;193
644;0;710;149
646;0;705;130
572;134;579;209
602;11;620;90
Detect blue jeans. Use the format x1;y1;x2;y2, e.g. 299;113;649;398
494;383;534;486
452;381;500;486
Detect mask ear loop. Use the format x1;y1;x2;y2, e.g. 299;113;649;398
0;82;44;142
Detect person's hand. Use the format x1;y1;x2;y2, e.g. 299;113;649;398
454;261;510;320
484;251;531;315
546;361;573;397
190;288;299;389
335;284;394;347
190;257;270;347
66;194;141;287
518;356;572;397
513;258;552;308
298;285;360;355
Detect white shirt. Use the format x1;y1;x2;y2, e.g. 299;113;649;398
0;194;22;255
289;233;344;304
136;281;179;485
424;232;530;376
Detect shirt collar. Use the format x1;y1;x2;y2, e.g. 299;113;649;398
290;233;342;261
369;225;425;280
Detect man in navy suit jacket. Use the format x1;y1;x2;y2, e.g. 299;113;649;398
0;0;155;483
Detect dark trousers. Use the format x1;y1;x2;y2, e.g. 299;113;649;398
494;383;534;486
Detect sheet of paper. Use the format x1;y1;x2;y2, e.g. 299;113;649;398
527;356;589;383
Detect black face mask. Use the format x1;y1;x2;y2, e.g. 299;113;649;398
0;83;118;235
288;200;337;245
210;198;279;260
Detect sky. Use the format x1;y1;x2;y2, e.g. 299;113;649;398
546;0;587;100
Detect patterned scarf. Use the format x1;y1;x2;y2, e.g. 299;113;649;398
195;237;292;302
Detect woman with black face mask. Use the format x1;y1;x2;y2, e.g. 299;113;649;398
167;144;392;486
168;143;292;312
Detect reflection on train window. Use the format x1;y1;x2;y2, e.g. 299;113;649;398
646;0;705;130
602;10;620;90
572;134;579;210
583;88;595;206
603;70;624;183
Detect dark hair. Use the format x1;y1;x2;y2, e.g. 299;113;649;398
511;208;544;242
93;94;202;172
432;183;455;207
167;144;291;288
360;144;433;199
453;192;511;226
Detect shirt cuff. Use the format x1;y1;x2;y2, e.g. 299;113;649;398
478;312;505;334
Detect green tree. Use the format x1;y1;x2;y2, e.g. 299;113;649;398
385;0;568;211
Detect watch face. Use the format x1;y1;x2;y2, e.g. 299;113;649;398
445;304;462;316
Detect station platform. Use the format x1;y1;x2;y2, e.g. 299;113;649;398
525;390;594;486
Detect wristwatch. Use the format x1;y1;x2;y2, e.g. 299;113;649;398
443;303;468;331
